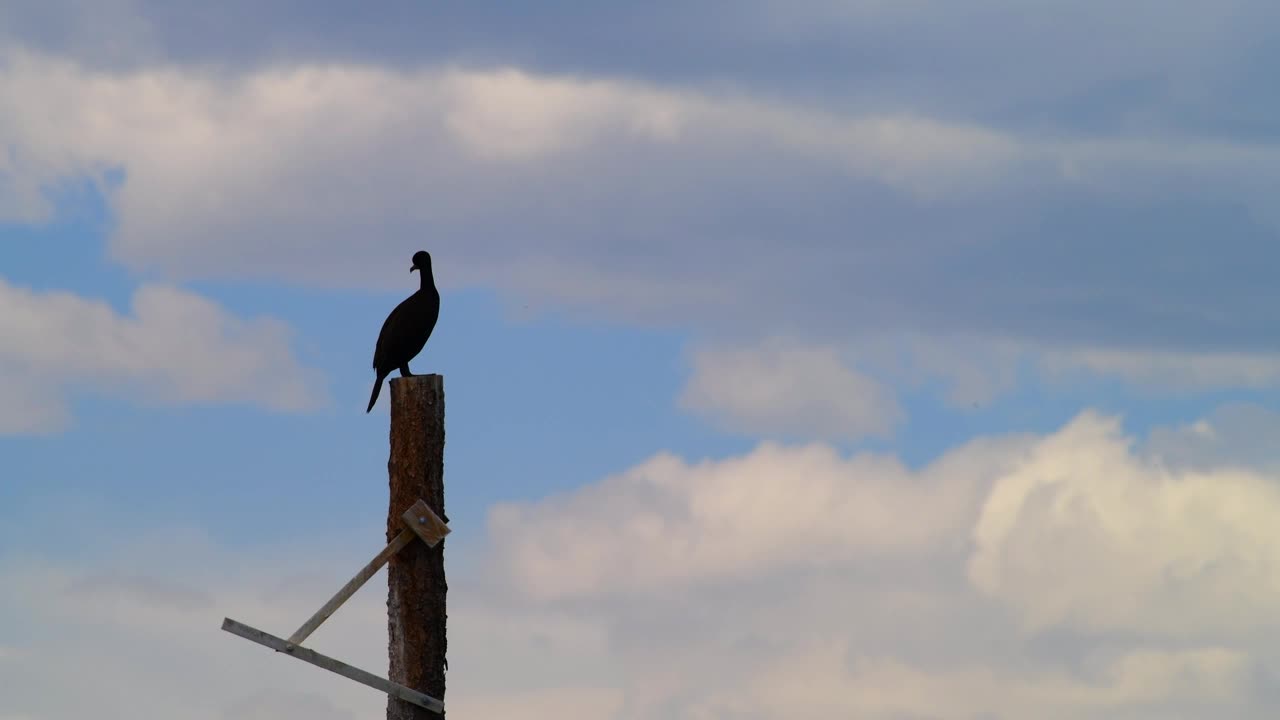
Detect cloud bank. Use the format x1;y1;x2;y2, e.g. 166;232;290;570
5;47;1280;416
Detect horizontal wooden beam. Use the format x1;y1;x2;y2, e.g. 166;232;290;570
221;617;444;715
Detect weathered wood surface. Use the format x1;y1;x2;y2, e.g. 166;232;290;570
287;528;416;646
221;618;444;714
387;374;447;719
402;498;451;548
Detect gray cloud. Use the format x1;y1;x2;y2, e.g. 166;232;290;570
3;51;1277;360
679;340;904;440
1143;403;1280;472
64;573;214;612
4;3;1280;409
221;691;356;720
5;1;1278;145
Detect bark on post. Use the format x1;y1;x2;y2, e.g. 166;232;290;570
387;374;447;719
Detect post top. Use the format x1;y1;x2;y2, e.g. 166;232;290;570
388;373;443;387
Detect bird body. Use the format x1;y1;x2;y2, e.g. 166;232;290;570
367;251;440;413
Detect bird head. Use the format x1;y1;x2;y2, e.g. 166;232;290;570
410;251;432;274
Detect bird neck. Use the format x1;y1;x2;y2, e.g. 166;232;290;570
417;268;435;291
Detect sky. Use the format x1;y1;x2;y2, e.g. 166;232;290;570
3;1;1280;718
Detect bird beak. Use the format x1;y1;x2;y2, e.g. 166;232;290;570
410;265;418;273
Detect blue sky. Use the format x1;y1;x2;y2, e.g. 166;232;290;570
5;2;1280;719
1;210;734;544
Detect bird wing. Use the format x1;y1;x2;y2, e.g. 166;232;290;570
372;289;440;372
373;296;413;369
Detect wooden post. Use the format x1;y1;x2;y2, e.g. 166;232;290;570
387;374;447;719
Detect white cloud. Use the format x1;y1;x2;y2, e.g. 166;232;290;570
487;432;1030;601
0;50;1034;285
718;642;1249;720
0;277;326;432
492;403;1280;651
679;341;902;440
480;405;1280;713
441;68;686;159
970;410;1280;637
1;48;1271;285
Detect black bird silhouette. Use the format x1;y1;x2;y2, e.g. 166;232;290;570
366;250;441;413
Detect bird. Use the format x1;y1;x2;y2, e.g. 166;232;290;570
366;250;441;413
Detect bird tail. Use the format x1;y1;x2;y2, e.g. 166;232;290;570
366;373;385;413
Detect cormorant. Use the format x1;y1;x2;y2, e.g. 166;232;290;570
366;250;440;413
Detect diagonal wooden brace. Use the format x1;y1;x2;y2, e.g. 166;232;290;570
285;499;449;646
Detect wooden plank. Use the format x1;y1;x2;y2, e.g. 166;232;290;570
286;529;416;646
401;498;451;548
221;617;444;715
